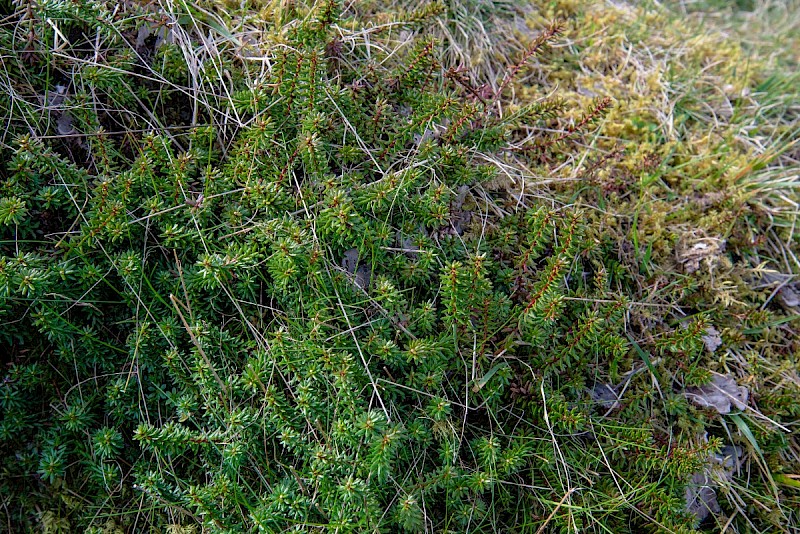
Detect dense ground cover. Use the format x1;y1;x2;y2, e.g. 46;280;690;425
0;0;797;532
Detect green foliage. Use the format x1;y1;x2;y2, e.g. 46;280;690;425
0;0;796;532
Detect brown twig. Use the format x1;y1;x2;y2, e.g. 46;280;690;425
493;21;564;105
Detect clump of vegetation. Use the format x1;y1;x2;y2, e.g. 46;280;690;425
502;0;800;530
0;0;796;532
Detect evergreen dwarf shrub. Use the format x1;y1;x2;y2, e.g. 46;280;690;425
1;0;793;532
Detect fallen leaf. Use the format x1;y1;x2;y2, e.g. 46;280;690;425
685;442;740;522
341;248;359;275
684;373;748;414
57;113;75;136
589;383;619;410
340;249;370;290
685;471;721;523
701;326;722;353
